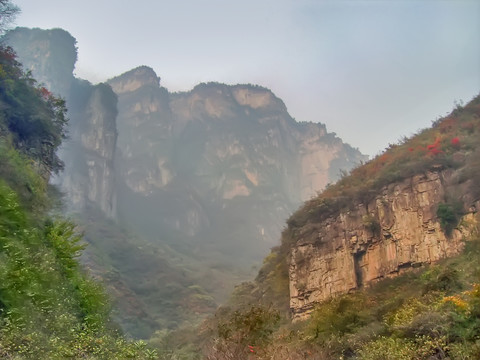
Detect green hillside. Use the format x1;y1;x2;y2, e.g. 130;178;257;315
0;43;157;359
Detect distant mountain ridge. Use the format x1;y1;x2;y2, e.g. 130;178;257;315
108;65;365;256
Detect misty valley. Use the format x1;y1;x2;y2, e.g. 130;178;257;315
0;14;480;360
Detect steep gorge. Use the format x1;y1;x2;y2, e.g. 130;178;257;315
3;27;366;336
197;94;480;360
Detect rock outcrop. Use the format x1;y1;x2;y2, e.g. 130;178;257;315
3;27;77;95
289;169;477;319
58;81;118;218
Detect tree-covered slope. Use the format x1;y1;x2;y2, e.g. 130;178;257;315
0;43;157;359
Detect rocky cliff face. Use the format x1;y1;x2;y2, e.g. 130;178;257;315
3;27;77;95
5;28;366;241
107;67;366;261
289;168;478;319
58;81;118;217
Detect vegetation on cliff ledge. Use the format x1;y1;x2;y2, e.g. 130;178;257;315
287;96;479;231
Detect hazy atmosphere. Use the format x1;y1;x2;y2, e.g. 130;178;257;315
12;0;480;156
2;0;480;357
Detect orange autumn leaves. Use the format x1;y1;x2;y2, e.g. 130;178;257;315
443;283;480;314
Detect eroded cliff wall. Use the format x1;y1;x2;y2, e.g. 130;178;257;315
289;169;477;319
4;27;370;334
58;81;118;217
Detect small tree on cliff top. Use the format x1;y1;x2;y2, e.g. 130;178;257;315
0;0;19;34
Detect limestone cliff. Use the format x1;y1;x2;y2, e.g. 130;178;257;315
58;81;118;218
285;95;480;319
107;67;366;262
290;170;475;318
3;27;77;95
5;28;366;241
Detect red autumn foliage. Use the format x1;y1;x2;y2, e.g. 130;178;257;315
429;147;443;155
0;46;17;62
426;137;443;156
451;137;460;147
39;87;52;99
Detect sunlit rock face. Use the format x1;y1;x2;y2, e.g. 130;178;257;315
289;169;478;319
107;68;366;260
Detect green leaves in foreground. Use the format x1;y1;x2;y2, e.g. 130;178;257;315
0;181;157;359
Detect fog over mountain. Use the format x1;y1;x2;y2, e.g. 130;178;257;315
12;0;480;156
2;2;480;357
4;27;366;336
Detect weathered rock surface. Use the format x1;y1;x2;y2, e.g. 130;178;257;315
3;27;77;95
58;82;118;218
289;169;477;319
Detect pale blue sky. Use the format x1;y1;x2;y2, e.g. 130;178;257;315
11;0;480;156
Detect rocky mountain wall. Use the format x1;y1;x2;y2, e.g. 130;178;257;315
289;168;477;319
107;67;366;258
58;81;118;218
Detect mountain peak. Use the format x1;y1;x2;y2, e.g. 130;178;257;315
108;66;160;94
4;27;77;95
187;82;286;112
231;84;286;111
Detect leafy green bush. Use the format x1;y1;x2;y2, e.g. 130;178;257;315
437;202;460;236
306;293;373;343
421;264;463;294
0;45;67;175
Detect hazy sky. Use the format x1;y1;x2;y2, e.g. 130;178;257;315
11;0;480;156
